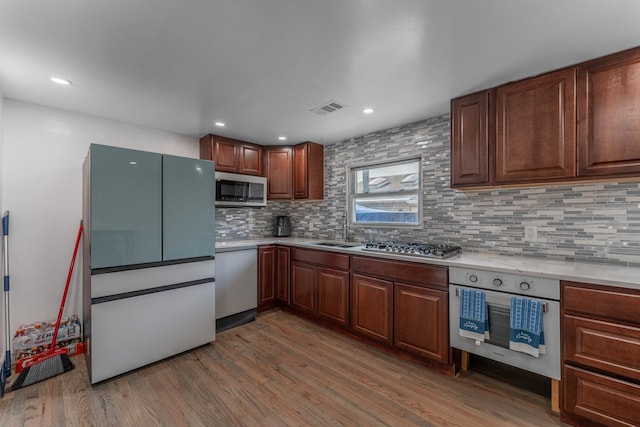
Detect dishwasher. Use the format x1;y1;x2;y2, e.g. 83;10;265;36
215;248;258;332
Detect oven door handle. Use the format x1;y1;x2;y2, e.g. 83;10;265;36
454;287;548;313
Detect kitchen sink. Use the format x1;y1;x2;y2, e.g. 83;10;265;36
308;241;361;248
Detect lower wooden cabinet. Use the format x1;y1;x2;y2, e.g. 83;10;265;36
290;248;350;326
258;245;290;311
562;281;640;426
351;274;393;344
263;247;451;368
258;245;276;308
351;256;449;364
317;267;349;325
276;246;291;305
291;261;316;315
563;365;640;427
394;283;448;363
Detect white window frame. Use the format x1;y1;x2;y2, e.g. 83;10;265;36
347;156;423;228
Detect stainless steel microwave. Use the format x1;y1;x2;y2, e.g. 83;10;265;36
215;171;267;207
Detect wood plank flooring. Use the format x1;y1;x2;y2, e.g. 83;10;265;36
1;310;565;426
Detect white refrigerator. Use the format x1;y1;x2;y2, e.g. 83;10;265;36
83;144;216;384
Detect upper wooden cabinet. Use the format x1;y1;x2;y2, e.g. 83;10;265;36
496;67;576;183
266;142;324;201
577;47;640;177
199;134;263;176
450;90;493;187
294;142;324;200
264;146;294;200
451;45;640;188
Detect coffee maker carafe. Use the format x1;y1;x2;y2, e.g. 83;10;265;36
272;216;292;237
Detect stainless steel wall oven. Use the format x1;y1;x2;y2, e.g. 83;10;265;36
449;267;560;380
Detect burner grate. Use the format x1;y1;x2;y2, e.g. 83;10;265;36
363;241;461;259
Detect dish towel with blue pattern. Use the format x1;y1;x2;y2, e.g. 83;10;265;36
459;288;489;343
509;296;545;357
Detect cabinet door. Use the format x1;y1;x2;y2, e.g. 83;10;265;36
265;147;293;199
317;267;349;326
351;274;393;344
496;67;576;183
276;246;291;305
294;142;323;200
450;90;492;187
239;144;263;176
258;246;276;306
214;138;239;172
394;283;448;363
162;155;215;260
577;47;640;177
291;261;316;315
293;144;309;199
90;144;162;269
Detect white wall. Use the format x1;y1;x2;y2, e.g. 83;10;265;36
2;99;198;333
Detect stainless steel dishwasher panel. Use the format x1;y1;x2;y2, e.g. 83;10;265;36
215;248;258;319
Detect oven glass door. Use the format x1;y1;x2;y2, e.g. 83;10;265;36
485;304;510;349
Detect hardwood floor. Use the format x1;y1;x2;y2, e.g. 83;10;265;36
1;310;564;426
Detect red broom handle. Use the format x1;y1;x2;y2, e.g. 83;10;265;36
49;221;83;355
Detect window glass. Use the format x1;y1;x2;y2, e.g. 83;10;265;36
355;162;419;194
349;158;422;226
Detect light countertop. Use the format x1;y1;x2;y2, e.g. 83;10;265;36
215;238;640;291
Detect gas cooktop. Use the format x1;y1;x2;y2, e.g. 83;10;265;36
362;241;462;259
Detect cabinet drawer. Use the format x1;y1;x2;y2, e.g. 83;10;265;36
352;256;447;288
564;314;640;382
562;282;640;324
292;248;349;270
91;281;216;384
563;364;640;427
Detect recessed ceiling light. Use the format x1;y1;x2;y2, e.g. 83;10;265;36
363;108;374;114
214;122;225;127
278;136;287;141
51;76;72;86
129;161;137;165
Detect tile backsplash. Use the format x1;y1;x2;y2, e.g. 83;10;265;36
216;113;640;267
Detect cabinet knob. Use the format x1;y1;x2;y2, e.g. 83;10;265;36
493;278;503;287
469;275;478;283
520;281;531;291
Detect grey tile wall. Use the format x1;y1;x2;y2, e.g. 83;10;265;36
216;113;640;267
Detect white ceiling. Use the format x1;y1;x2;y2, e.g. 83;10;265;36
1;0;640;146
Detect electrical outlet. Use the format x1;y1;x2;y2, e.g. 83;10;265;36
524;225;537;242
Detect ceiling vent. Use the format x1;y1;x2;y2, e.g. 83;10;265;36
310;100;347;115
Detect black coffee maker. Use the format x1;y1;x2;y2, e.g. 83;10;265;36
272;216;292;237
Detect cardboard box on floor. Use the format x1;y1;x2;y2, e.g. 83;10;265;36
12;315;83;372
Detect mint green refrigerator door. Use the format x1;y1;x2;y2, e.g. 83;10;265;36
90;144;162;269
162;155;215;260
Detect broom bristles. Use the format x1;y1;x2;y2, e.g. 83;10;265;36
10;353;74;391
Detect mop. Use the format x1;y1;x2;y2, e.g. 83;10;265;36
1;211;10;397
